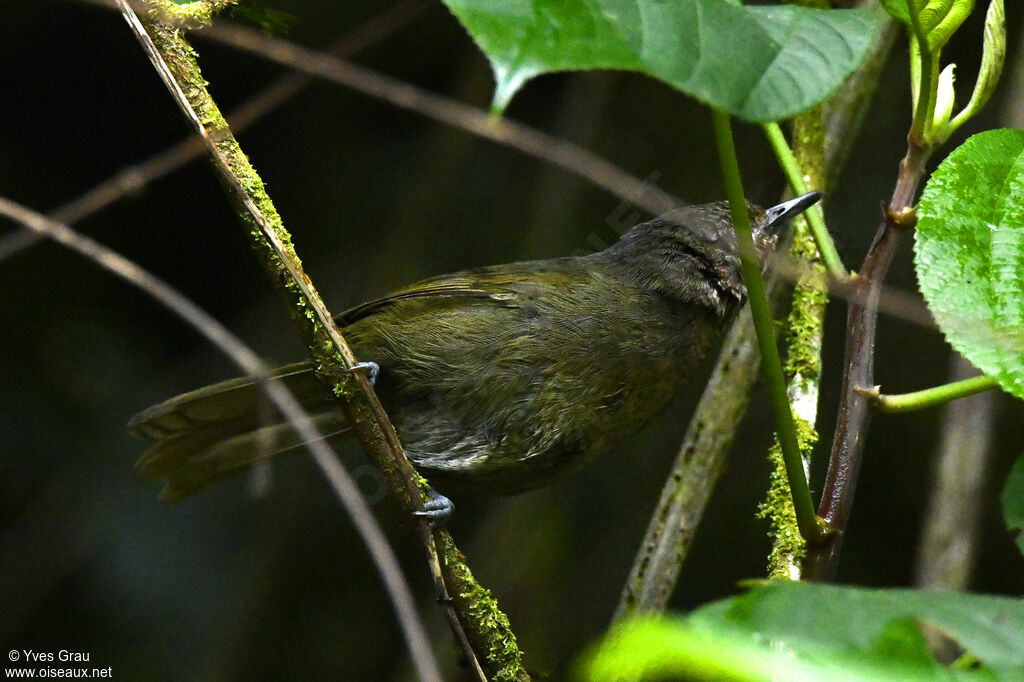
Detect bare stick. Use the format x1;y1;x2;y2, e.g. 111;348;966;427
0;195;442;682
614;303;767;618
804;139;931;580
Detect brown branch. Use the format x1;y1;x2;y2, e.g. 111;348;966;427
804;140;932;580
118;1;525;678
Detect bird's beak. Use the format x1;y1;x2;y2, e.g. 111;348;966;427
764;191;822;231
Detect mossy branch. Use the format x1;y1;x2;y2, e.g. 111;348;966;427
758;106;830;580
120;1;528;678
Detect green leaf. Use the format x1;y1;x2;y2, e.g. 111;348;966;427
914;129;1024;400
881;0;976;52
580;582;1023;681
880;0;912;23
1002;454;1024;556
944;0;1007;139
442;0;882;122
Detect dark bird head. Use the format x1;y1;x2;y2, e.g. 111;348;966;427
606;191;821;318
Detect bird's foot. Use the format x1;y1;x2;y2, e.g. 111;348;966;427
413;488;454;527
348;361;380;387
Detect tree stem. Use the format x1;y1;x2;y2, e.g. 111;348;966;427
712;109;824;544
804;140;932;580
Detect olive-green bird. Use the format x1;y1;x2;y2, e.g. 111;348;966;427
129;192;820;514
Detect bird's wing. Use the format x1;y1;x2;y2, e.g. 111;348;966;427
335;284;501;327
334;260;577;327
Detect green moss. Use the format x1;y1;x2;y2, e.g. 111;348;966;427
461;585;524;682
762;103;828;577
759;418;818;579
152;0;241;28
785;109;829;387
440;536;530;681
784;269;827;383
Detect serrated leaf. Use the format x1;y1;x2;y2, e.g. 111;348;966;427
443;0;882;122
580;582;1023;681
914;129;1024;400
881;0;975;52
1001;454;1024;556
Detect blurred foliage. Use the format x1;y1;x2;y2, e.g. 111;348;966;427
583;581;1024;680
1;1;1023;680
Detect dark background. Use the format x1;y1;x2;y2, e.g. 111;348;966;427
2;1;1023;679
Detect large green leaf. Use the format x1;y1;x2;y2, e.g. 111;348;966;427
914;129;1024;400
443;0;883;122
580;582;1024;680
1002;454;1024;556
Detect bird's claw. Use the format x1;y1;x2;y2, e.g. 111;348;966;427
413;488;454;527
348;361;380;387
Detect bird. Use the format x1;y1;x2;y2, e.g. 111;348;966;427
129;191;821;513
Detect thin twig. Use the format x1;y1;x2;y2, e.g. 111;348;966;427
804;139;932;580
195;21;680;216
70;0;678;216
117;1;504;678
0;195;442;682
865;375;999;412
762;122;845;280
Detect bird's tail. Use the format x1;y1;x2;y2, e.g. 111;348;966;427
128;362;351;501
